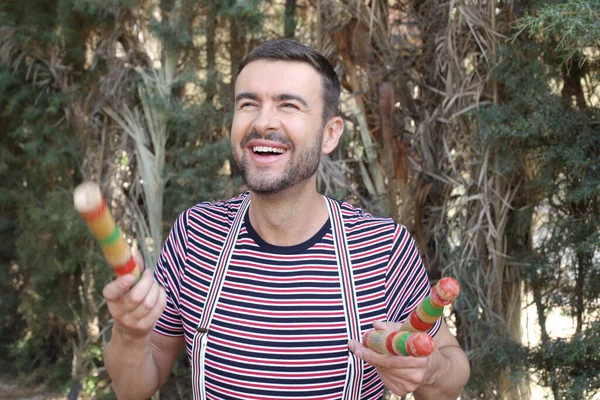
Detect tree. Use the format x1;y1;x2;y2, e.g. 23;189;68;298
1;1;599;398
0;1;132;395
477;1;600;397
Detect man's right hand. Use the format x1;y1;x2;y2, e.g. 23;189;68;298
102;255;167;341
102;255;184;400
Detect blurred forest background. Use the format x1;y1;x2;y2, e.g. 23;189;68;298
0;0;599;399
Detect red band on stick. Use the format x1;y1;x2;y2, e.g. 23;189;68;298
386;331;399;355
410;311;435;332
430;277;461;307
407;333;435;357
114;257;137;276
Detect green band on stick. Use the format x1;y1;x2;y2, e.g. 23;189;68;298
422;297;444;317
98;226;121;245
397;332;410;356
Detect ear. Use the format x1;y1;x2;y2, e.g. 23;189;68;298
321;116;344;155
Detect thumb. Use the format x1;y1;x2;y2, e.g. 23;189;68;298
132;250;145;273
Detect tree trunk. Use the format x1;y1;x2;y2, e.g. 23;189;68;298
284;0;297;39
229;15;246;100
378;82;399;222
206;0;218;104
573;216;594;336
530;264;560;399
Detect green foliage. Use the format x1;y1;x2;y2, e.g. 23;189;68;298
469;329;529;392
0;0;118;390
149;0;202;50
451;268;531;394
165;138;233;221
0;73;108;382
473;3;600;395
530;322;600;398
478;44;600;199
71;0;137;17
218;0;266;31
515;0;600;60
478;42;600;304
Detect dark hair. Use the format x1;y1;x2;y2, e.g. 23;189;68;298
236;39;341;124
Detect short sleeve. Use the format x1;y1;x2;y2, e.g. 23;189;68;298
153;210;188;337
384;225;441;337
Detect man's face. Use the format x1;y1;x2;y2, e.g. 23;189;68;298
231;60;326;195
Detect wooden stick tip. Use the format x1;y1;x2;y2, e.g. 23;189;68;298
73;181;103;212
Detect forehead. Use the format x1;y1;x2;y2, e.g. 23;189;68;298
235;60;323;100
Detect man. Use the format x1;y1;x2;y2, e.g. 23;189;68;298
103;39;470;400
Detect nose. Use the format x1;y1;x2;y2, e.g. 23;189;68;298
252;103;281;134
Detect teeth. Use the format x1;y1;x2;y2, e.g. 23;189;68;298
252;146;286;154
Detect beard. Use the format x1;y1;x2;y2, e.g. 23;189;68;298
231;128;324;195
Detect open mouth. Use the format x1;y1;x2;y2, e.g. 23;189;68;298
252;146;287;156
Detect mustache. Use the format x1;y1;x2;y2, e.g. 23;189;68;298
240;129;293;148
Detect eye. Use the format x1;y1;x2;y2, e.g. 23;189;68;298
280;102;299;109
239;102;256;109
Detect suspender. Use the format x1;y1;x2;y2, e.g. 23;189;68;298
191;195;251;400
325;197;364;400
191;194;363;400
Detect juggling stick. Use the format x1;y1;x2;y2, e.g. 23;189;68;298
362;277;460;357
398;277;460;333
362;330;434;357
73;181;142;279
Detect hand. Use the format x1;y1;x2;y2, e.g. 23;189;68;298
102;253;167;341
348;321;432;396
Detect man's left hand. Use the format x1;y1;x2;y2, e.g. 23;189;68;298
348;321;435;396
349;320;470;400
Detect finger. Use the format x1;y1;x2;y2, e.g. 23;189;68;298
126;269;155;310
139;286;167;331
129;280;160;320
376;360;428;390
372;320;402;331
102;274;137;301
349;339;428;369
378;369;424;395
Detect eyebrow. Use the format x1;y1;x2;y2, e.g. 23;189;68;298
235;92;309;108
274;93;308;108
235;92;259;103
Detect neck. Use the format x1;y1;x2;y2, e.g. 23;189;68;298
248;180;329;247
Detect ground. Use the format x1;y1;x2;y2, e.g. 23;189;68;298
0;374;63;400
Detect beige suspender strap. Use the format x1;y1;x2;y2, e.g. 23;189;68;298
191;194;251;400
325;197;364;400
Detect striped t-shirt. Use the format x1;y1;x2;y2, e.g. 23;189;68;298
154;192;440;400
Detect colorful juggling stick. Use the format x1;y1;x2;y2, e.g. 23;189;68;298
362;330;434;357
398;277;460;333
73;181;142;279
362;277;460;357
